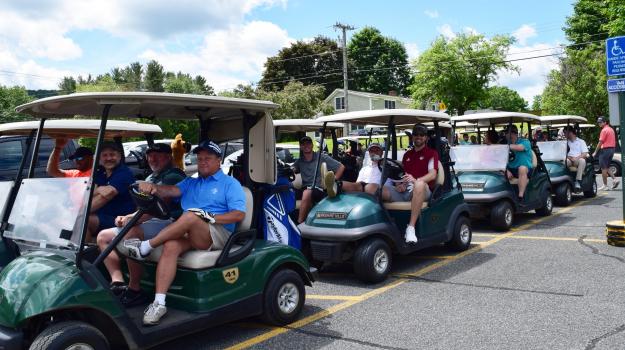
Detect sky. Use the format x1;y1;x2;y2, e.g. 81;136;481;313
0;0;574;103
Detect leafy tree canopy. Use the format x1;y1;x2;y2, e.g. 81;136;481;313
0;85;34;123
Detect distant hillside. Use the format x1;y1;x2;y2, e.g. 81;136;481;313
27;90;59;99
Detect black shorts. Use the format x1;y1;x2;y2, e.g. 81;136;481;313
295;187;327;203
598;148;615;169
507;166;533;178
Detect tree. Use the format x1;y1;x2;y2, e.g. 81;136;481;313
164;72;214;95
124;62;143;90
144;60;165;92
410;33;516;115
0;85;34;122
564;0;609;47
479;86;527;112
58;77;77;95
531;95;542;113
260;36;342;96
348;27;411;95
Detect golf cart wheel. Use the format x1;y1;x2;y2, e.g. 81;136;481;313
535;190;553;216
609;162;621;177
446;215;472;251
490;201;514;231
554;183;572;206
353;238;392;283
262;269;305;326
584;180;597;198
29;321;109;350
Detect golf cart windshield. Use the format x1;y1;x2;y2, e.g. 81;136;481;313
4;177;88;249
451;145;509;171
0;181;13;218
537;141;567;162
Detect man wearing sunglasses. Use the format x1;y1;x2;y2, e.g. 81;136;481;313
385;124;439;244
47;138;93;178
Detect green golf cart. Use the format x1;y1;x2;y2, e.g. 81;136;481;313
450;112;552;231
0;92;315;350
537;115;597;206
0;119;163;270
298;109;472;283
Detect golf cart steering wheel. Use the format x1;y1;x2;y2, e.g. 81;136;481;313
379;158;404;181
129;183;170;220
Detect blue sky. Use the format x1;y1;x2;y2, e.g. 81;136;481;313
0;0;575;102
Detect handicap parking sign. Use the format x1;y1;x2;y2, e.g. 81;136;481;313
606;36;625;76
607;78;625;93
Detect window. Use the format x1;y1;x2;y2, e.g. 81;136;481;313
335;97;345;110
0;140;23;169
384;100;396;109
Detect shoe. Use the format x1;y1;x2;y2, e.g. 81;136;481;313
405;225;418;243
612;179;620;189
517;196;528;209
574;181;582;191
120;288;150;307
143;302;167;326
124;239;149;261
110;281;127;297
324;170;337;198
598;185;609;191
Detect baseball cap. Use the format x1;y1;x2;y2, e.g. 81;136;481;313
597;116;606;124
192;140;222;157
99;141;122;154
146;143;172;155
299;136;313;144
367;142;382;151
412;123;428;135
69;147;93;160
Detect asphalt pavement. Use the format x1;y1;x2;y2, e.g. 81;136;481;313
153;177;625;350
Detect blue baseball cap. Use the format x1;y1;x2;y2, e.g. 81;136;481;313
192;140;222;157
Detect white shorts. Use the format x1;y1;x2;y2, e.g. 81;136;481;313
208;223;231;251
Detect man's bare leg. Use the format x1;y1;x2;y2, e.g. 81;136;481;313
409;180;427;227
341;181;363;192
87;214;99;243
149;212;211;249
97;228;123;283
298;189;313;224
517;166;529;198
364;183;379;195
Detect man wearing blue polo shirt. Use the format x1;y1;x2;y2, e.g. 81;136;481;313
506;125;533;204
124;140;246;326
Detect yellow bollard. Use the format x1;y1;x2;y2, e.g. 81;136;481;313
606;220;625;247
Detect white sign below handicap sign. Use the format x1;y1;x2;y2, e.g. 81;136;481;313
606;36;625;76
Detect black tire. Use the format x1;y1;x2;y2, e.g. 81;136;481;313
262;269;305;326
29;321;109;350
584;180;598;198
353;238;392;283
609;162;621;177
535;189;553;216
446;215;472;251
554;183;572;206
490;200;514;231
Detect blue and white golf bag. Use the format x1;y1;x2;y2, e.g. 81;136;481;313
262;166;301;249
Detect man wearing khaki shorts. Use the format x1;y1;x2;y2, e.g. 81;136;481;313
124;140;246;326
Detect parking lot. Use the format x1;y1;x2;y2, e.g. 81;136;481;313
151;178;625;350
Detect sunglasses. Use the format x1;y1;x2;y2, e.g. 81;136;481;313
74;157;86;161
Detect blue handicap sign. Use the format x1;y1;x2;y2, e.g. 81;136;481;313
607;78;625;93
607;36;625;76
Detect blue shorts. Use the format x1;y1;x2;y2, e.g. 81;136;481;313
507;166;533;178
97;213;116;232
598;148;615;169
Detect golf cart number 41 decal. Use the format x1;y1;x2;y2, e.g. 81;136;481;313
316;211;348;220
222;267;239;284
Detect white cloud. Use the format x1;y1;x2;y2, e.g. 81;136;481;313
437;24;456;40
405;42;419;61
424;10;439;19
495;43;561;102
0;48;78;89
139;21;293;91
463;27;479;36
512;24;537;46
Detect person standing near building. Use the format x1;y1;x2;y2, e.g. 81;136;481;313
592;117;619;190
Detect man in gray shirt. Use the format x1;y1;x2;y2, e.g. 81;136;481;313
294;136;345;223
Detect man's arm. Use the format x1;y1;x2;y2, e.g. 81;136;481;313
47;138;67;178
214;210;245;224
91;185;118;212
138;182;182;199
509;143;525;152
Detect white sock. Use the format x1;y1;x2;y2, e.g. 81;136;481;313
140;240;153;256
154;293;166;306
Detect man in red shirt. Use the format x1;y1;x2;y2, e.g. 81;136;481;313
592;117;619;190
384;124;439;243
47;138;93;178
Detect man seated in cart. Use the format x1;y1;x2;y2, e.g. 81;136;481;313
338;142;393;195
565;127;589;191
505;125;533;204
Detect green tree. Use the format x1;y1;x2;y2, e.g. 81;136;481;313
58;76;77;95
144;60;165;92
564;0;609;46
0;85;34;122
410;33;516;115
479;86;527;112
348;27;411;95
260;36;342;96
531;95;542;114
164;72;214;95
124;62;143;90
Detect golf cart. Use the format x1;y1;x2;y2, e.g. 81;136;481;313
298;109;472;283
0;119;163;270
0;92;315;350
450;112;552;231
537;115;597;205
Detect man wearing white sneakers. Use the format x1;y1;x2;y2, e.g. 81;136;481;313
593;117;619;190
565;127;589;191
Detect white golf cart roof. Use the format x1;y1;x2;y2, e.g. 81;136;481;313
539;115;587;126
316;109;450;126
451;111;540;125
0;119;162;138
273;119;344;132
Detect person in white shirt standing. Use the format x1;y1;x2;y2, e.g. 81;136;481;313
565;127;589;191
339;143;392;195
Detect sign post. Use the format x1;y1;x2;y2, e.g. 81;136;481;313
605;36;625;244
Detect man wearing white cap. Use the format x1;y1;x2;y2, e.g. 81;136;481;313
338;143;392;195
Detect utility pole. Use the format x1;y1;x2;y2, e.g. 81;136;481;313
333;22;354;113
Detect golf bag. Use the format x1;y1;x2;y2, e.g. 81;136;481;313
262;161;301;249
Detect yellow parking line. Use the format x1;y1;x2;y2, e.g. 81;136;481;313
306;295;363;301
226;193;604;350
508;235;605;243
473;233;499;237
414;255;455;259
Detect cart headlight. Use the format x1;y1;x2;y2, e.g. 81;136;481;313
460;182;485;191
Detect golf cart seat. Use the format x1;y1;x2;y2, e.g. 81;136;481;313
292;162;328;210
509;151;538;185
383;160;445;211
117;187;253;270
